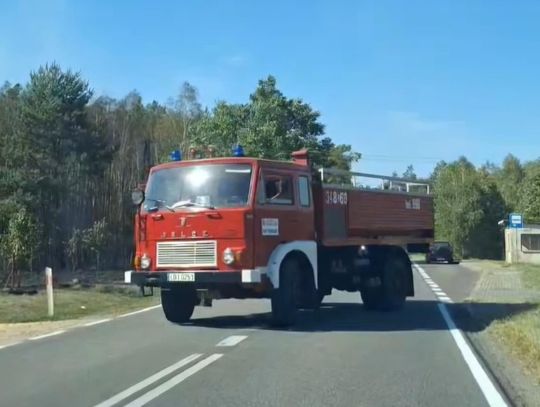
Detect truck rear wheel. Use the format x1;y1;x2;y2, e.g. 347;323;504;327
360;250;408;311
378;256;407;311
161;285;197;323
271;258;298;327
360;287;380;310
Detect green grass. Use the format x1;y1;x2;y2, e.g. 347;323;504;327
0;286;160;324
515;263;540;290
489;304;540;383
465;260;540;382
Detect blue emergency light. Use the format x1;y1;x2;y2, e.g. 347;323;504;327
170;150;182;161
232;144;245;157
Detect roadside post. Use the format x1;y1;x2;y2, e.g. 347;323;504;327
509;213;524;263
45;267;54;317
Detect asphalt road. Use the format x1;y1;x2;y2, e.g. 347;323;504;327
0;264;504;407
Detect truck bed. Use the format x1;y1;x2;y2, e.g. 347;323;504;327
314;171;434;247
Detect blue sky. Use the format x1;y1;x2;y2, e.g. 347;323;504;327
2;0;540;177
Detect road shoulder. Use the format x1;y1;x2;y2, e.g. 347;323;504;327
437;260;540;406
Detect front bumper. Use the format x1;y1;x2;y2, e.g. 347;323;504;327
125;269;264;287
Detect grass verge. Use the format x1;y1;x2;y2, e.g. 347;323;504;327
0;286;160;323
466;261;540;383
489;304;540;382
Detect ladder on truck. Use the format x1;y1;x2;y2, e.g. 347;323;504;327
318;167;432;196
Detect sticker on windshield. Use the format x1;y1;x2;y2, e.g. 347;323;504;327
262;218;279;236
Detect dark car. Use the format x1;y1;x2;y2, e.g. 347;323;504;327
426;241;458;264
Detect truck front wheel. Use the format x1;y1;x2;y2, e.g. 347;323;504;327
271;258;298;327
161;285;197;323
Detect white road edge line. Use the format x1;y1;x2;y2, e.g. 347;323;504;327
0;342;20;350
124;354;224;407
415;264;507;407
84;318;112;327
117;305;161;318
93;353;203;407
216;335;248;347
28;330;66;341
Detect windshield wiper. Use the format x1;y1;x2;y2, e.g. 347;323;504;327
170;200;215;210
145;198;174;212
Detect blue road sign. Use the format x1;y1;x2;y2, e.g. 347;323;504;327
509;213;523;228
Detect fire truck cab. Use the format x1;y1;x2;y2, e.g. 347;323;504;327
126;147;434;326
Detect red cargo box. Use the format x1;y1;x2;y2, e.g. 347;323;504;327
314;170;434;247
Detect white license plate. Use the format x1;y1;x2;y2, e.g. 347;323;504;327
167;273;195;282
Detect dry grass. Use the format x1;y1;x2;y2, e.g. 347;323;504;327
489;305;540;383
0;285;160;323
470;261;540;383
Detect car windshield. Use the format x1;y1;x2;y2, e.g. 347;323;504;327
143;164;252;212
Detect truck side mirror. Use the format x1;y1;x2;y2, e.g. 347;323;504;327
131;189;145;206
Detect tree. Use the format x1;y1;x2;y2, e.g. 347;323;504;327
494;154;524;212
193;75;359;170
0;207;39;288
402;165;417;180
433;157;485;257
520;170;540;224
173;82;202;154
467;172;506;259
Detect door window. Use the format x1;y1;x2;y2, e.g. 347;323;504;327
298;176;311;207
263;174;294;205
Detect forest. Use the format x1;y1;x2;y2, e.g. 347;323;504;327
1;63;540;283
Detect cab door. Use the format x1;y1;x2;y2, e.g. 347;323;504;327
253;168;315;268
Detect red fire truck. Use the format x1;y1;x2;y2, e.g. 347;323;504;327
126;147;434;326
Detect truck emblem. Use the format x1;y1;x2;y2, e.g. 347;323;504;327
180;217;187;227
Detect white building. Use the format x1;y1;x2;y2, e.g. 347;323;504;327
505;226;540;264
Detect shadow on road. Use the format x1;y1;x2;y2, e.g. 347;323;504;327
182;300;536;333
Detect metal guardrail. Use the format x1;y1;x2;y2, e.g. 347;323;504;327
318;167;432;195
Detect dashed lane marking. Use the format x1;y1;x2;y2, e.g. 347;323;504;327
94;353;203;407
216;335;248;347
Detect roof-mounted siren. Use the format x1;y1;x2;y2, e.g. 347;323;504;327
232;144;245;157
291;148;310;166
169;150;182;161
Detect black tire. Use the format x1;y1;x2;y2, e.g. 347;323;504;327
378;256;408;311
271;258;298;327
161;285;196;323
360;252;408;311
360;287;380;311
304;290;324;310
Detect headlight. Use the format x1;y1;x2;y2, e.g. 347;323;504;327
141;254;151;269
222;248;235;265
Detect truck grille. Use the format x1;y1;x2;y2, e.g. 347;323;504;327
156;240;217;268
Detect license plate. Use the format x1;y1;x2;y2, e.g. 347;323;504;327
167;273;195;282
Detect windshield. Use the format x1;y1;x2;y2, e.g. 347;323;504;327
143;164;252;211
